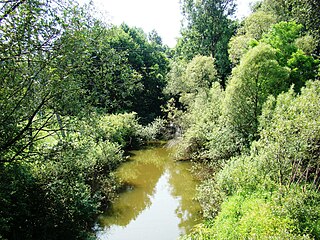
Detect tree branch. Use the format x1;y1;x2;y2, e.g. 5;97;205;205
0;0;27;23
0;92;52;154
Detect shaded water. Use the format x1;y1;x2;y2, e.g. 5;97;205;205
96;144;202;240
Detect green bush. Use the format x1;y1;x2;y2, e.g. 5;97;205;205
0;112;144;239
196;178;226;219
190;81;320;239
174;83;225;161
212;81;320;199
205;118;246;162
257;81;320;187
211;194;308;240
0;162;38;239
137;117;167;141
180;221;215;240
185;194;312;240
278;186;320;238
98;112;141;148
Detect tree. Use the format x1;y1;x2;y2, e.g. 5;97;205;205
119;25;170;123
185;56;219;91
77;25;143;113
242;11;277;40
223;43;290;144
177;0;237;86
0;1;105;238
56;22;169;122
165;55;219;107
287;50;320;92
0;0;75;162
262;21;302;65
164;56;221;160
260;0;320;54
228;11;277;66
262;21;319;91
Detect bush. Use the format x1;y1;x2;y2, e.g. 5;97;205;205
0;162;38;239
190;81;320;239
211;194;307;240
196;178;226;219
185;194;312;240
257;81;320;187
98;112;141;148
205;118;246;162
137;117;167;141
174;83;225;161
0;112;143;239
278;186;320;238
212;81;320;200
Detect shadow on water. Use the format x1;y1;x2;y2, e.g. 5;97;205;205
96;144;202;240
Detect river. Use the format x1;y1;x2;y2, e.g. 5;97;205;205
95;144;202;240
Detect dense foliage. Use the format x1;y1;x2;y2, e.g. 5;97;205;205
167;0;320;239
0;0;168;239
1;0;320;238
176;0;237;86
183;81;320;240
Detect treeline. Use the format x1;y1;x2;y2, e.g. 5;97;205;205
0;1;168;239
164;0;320;239
2;0;320;238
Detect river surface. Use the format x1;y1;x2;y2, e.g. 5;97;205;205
95;144;202;240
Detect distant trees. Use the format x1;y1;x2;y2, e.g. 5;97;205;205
165;56;218;105
59;22;169;123
165;56;221;159
119;25;169;123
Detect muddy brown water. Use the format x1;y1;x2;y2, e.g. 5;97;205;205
95;144;202;240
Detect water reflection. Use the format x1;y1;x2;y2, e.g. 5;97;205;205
168;161;202;234
96;145;202;240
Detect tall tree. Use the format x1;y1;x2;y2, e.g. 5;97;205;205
223;43;290;145
177;0;237;86
0;0;71;162
228;10;277;66
119;25;170;123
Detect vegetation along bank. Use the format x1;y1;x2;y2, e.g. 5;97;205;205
0;0;319;239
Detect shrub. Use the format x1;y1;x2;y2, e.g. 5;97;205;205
205;118;246;162
278;186;320;238
257;81;320;188
185;194;311;240
214;81;320;199
174;83;225;161
211;194;306;240
137;117;167;142
190;81;320;239
0;112;142;239
196;178;226;219
98;112;141;148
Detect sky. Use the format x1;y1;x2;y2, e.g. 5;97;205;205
78;0;259;47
